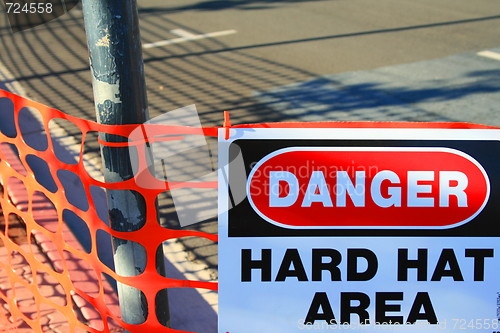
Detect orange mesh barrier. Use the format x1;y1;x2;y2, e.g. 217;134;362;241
0;89;218;332
1;88;497;333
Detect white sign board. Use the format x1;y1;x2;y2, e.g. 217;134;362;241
219;126;500;333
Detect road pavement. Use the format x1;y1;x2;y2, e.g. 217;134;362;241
256;47;500;125
2;0;500;123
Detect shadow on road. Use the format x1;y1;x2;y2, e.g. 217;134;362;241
139;0;329;13
255;69;500;122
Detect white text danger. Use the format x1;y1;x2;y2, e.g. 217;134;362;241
269;170;468;208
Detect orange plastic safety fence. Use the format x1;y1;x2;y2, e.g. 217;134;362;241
0;89;218;333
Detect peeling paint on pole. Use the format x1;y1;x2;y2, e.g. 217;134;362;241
91;77;121;106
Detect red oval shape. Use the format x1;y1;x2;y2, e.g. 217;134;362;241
247;147;490;229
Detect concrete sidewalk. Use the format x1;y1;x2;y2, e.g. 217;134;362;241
0;183;81;332
0;243;76;333
0;142;123;332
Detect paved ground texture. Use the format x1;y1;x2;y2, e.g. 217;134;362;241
0;146;122;333
255;47;500;126
0;183;73;333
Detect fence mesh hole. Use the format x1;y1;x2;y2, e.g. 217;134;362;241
0;98;16;139
57;169;89;212
62;209;91;254
48;118;81;166
25;154;58;194
19;107;48;152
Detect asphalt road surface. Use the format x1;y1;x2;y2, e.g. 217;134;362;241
1;0;500;123
1;0;500;306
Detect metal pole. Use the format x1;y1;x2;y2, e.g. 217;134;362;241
80;0;170;328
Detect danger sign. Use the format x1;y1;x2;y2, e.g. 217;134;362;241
218;124;500;333
247;147;489;229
